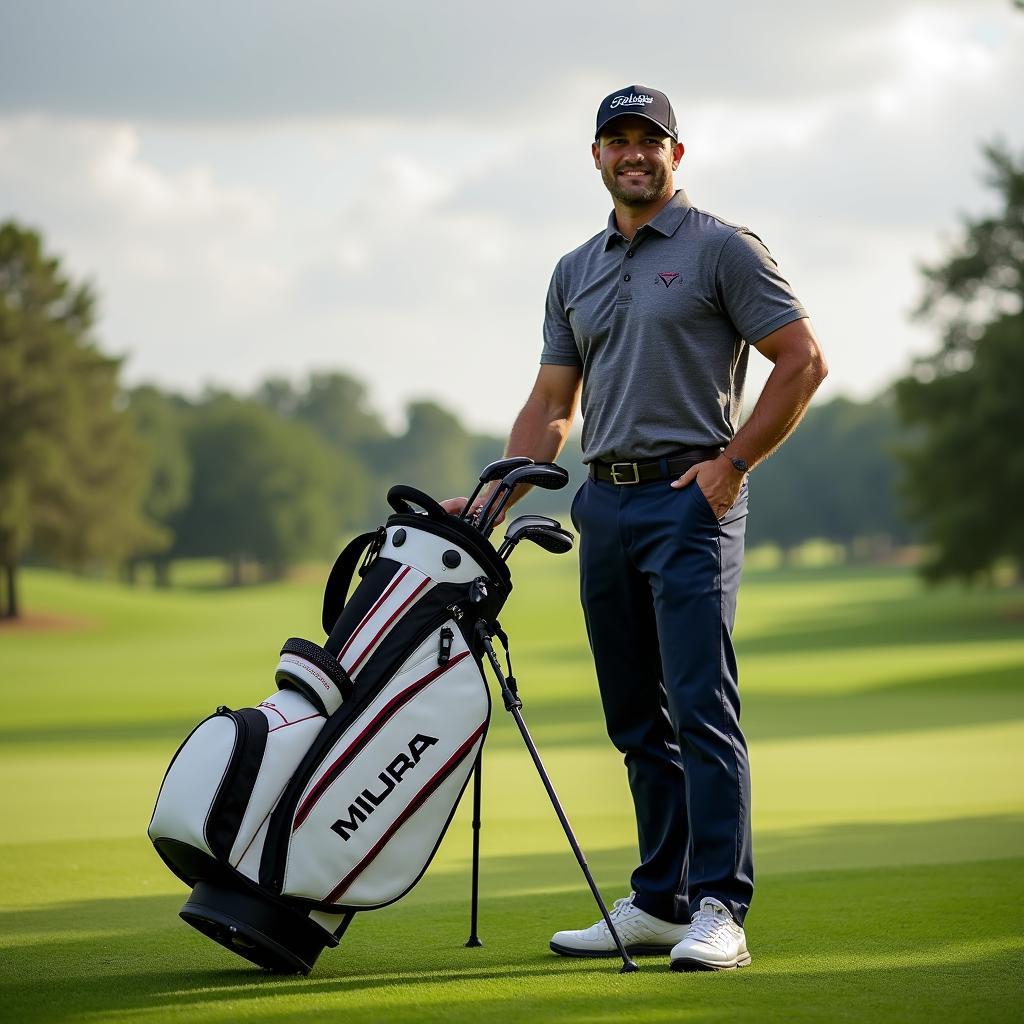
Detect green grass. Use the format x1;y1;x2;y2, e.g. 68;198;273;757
2;558;1023;1022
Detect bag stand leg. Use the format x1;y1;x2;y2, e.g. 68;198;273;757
334;911;356;943
476;624;639;974
465;754;483;947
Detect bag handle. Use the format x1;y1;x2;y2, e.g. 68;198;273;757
386;484;449;520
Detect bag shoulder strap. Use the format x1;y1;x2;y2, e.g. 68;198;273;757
321;527;386;635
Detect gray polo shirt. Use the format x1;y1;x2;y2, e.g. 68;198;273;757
541;189;808;463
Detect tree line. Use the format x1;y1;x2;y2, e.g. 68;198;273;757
2;142;1020;616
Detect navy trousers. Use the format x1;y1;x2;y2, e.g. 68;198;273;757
570;471;753;926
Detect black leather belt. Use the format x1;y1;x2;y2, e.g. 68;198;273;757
589;446;724;485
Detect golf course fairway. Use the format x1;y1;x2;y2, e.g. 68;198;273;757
1;556;1022;1022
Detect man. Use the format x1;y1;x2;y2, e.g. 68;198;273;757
445;84;826;971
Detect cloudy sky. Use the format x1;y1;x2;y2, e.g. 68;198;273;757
1;1;1021;433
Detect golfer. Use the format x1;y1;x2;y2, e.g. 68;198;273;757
447;84;826;971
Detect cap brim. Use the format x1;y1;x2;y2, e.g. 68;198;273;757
595;111;677;140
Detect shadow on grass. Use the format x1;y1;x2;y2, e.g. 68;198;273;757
2;852;1022;1023
733;585;1024;655
4;816;1022;941
0;718;202;749
487;659;1024;749
2;655;1022;752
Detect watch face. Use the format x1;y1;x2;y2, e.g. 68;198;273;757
731;457;748;474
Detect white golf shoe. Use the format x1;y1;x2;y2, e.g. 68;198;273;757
550;892;689;957
670;896;751;971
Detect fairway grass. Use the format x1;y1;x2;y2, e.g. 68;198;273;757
2;560;1022;1022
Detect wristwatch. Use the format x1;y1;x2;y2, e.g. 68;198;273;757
727;455;748;474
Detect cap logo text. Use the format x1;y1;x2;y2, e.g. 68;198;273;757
610;93;654;109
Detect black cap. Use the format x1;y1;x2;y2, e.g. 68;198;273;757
595;85;677;141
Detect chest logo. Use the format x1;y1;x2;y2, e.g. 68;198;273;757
657;272;680;288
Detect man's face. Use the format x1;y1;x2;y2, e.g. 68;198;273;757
592;116;684;206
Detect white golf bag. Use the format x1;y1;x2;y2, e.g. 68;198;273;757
149;480;636;975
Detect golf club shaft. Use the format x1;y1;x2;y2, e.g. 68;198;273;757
459;481;486;521
477;629;637;973
460;457;534;522
475;482;509;534
481;484;520;537
496;537;517;560
506;704;637;972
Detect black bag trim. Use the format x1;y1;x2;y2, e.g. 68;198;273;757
153;838;343;942
321;528;385;635
207;708;270;859
347;581;468;695
324;557;402;659
152;837;229;888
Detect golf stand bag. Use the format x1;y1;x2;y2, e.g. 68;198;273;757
148;472;638;975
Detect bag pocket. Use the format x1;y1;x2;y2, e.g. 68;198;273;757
149;706;269;871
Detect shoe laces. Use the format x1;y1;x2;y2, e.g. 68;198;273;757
580;893;636;939
609;893;637;921
688;902;734;949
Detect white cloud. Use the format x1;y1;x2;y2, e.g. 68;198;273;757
1;1;1022;434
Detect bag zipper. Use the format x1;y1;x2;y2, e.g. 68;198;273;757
437;626;454;665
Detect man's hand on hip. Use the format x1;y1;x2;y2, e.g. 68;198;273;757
670;456;743;520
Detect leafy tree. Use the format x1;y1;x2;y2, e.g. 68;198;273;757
254;376;300;418
124;385;192;584
895;142;1024;582
170;397;348;583
371;400;478;507
0;222;161;616
293;373;388;455
747;394;912;552
255;372;382;527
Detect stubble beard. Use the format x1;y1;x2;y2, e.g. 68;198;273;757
602;161;671;206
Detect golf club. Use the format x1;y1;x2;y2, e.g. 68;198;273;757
477;463;570;537
458;456;534;521
467;459;538;529
499;524;574;561
496;515;572;559
498;514;562;541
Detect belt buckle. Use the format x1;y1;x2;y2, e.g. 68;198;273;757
610;461;640;485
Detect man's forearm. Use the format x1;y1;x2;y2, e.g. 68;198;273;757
488;395;575;514
726;346;827;471
506;394;574;464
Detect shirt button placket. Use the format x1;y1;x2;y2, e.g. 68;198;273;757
619;242;635;299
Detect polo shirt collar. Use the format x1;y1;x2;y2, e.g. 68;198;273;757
603;188;693;250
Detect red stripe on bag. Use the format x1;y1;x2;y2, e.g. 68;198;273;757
292;650;471;829
323;721;487;904
269;713;322;734
347;576;432;674
337;565;411;663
